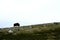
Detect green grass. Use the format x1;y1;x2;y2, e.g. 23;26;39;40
0;22;60;40
0;28;60;40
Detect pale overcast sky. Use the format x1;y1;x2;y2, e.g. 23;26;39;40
0;0;60;28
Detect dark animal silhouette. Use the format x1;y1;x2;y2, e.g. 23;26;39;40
14;23;20;27
54;22;59;25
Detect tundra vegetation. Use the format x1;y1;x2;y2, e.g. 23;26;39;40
0;22;60;40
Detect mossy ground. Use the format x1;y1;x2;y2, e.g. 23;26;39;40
0;28;60;40
0;22;60;40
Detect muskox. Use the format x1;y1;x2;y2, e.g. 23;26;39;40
14;23;20;27
54;22;59;25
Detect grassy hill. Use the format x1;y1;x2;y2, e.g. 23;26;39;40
0;22;60;40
